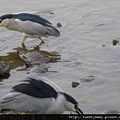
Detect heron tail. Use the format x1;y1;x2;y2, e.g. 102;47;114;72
46;26;60;37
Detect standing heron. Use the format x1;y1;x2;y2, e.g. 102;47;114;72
0;13;60;44
0;77;83;115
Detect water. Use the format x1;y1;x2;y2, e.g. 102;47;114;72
0;0;120;114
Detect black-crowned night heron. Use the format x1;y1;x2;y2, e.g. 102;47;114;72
0;13;60;44
0;77;83;115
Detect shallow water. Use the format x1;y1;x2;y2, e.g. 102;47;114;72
0;0;120;114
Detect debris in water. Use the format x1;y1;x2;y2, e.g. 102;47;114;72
71;76;95;88
112;40;119;46
80;76;95;83
71;82;80;88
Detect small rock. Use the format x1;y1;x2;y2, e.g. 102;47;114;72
57;23;62;27
71;82;80;88
112;40;119;46
102;45;106;47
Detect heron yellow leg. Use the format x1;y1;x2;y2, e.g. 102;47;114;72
21;33;28;44
38;37;45;44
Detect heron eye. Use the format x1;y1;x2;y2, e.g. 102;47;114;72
74;104;78;109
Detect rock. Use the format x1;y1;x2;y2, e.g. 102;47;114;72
0;61;10;78
17;47;50;65
25;61;47;74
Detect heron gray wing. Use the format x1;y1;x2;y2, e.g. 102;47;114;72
0;92;24;104
15;18;60;37
0;91;54;113
15;19;48;36
12;77;57;99
0;92;26;110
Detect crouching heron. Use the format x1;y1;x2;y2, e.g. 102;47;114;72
0;13;60;44
0;77;83;115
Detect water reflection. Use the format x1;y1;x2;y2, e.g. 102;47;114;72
0;51;23;70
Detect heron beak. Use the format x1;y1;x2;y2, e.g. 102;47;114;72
76;107;84;116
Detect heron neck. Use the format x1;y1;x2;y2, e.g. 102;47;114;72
45;93;66;114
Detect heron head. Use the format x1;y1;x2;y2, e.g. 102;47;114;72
0;14;14;27
66;101;84;115
74;104;84;115
61;92;84;115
